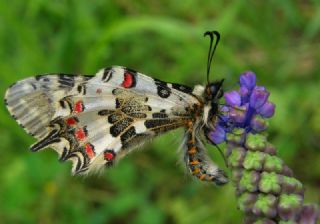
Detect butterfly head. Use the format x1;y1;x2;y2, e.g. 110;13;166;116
201;79;224;127
205;79;224;101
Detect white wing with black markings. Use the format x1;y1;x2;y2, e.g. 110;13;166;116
5;66;201;174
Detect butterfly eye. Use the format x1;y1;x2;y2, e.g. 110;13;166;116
211;85;218;93
208;84;218;97
209;79;224;99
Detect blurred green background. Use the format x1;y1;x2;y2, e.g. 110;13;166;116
0;1;319;223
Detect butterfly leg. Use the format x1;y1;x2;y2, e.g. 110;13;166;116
184;121;228;185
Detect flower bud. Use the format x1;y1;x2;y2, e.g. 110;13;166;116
225;90;241;106
208;125;226;144
257;102;275;118
240;71;257;90
250;115;269;132
298;204;320;224
250;86;270;109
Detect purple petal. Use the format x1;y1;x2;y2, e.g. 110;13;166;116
230;104;248;123
250;86;270;109
225;90;241;106
208;125;226;144
220;105;230;113
250;115;268;132
218;106;230;121
239;86;250;104
240;71;256;90
240;86;249;97
257;101;275;118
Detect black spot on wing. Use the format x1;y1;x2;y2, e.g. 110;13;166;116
77;84;86;95
172;83;193;94
77;85;82;93
152;112;168;118
108;113;123;124
4;97;8;106
59;147;69;162
154;79;167;86
115;98;122;108
120;126;136;145
144;119;174;129
121;133;150;150
59;98;73;111
83;126;88;136
98;110;114;116
65;150;88;174
30;129;61;152
35;75;43;81
110;117;134;137
58;74;75;88
83;75;93;80
128;112;147;119
157;86;171;98
121;106;136;114
154;79;171;98
31;83;37;90
125;67;138;74
102;68;113;82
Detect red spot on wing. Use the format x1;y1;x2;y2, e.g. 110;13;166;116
85;143;95;159
121;72;134;88
104;151;115;161
66;117;78;126
74;100;84;113
75;128;87;141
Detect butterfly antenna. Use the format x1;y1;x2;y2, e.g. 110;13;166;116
204;31;221;84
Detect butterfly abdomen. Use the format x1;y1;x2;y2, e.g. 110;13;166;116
185;123;228;185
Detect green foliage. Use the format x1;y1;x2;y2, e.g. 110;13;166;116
0;1;319;223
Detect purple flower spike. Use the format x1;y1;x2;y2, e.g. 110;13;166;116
250;86;270;109
240;71;256;90
257;102;275;118
212;71;318;223
208;125;226;144
225;90;241;106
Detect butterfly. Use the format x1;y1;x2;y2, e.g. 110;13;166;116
4;31;228;185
